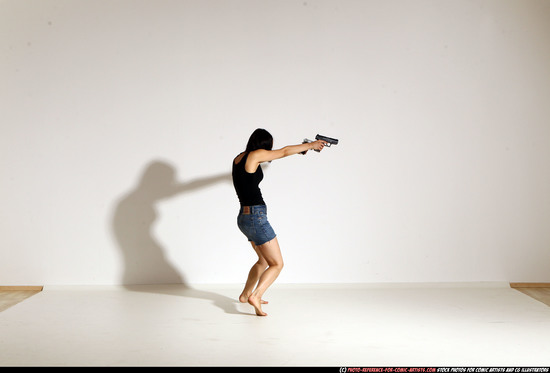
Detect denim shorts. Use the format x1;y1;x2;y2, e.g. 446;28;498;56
237;205;277;246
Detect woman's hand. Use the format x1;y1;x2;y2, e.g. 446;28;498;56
310;139;327;152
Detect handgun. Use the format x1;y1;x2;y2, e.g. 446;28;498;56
301;134;339;154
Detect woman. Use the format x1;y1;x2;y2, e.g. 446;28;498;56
232;128;326;316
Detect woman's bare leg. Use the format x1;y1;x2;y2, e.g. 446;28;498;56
248;237;284;316
239;242;268;304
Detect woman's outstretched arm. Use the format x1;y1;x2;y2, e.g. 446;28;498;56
245;140;326;173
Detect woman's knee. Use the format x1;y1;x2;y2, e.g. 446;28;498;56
267;258;284;270
257;238;283;268
256;259;268;269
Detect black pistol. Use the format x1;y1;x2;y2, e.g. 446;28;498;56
301;134;339;154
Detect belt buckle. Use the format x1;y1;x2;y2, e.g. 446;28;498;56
243;206;251;215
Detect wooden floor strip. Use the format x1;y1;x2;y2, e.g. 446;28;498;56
0;289;42;313
510;283;550;308
510;283;550;288
0;286;43;291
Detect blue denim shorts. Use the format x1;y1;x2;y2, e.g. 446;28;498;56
237;205;277;246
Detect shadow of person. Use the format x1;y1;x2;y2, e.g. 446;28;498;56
111;160;249;315
123;284;252;316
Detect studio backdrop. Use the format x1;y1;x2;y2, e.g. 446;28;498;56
2;0;549;285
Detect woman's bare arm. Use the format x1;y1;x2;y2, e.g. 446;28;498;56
245;140;326;173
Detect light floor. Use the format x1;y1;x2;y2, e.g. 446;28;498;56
1;284;550;367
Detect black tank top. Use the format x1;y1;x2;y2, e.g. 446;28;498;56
232;152;265;206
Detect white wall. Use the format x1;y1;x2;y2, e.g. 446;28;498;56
2;0;549;285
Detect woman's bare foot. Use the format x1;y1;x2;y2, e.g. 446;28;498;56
248;294;267;316
239;293;268;304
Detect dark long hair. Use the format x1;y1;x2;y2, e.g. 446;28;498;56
245;128;273;152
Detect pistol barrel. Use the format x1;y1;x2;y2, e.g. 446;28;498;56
315;134;339;146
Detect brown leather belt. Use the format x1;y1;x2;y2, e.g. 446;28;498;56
242;206;251;215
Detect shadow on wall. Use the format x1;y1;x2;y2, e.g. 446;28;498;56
111;160;248;315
